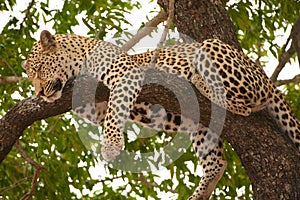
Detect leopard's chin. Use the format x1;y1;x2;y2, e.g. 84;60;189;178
40;90;63;103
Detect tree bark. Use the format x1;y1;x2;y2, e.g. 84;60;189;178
0;0;299;199
158;0;300;199
159;0;240;50
0;79;73;162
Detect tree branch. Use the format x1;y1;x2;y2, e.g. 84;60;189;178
270;15;300;82
0;177;30;193
82;17;95;33
157;0;174;48
121;10;168;51
1;71;299;199
291;16;300;67
149;0;174;64
0;76;23;86
158;0;300;199
0;1;299;199
0;78;75;163
275;74;300;86
14;141;45;200
270;41;295;83
0;57;18;76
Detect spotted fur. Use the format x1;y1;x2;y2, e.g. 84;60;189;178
22;30;300;200
132;40;300;150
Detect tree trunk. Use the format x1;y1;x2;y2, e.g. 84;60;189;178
157;0;300;199
0;0;299;199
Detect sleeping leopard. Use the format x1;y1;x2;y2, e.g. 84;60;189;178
22;30;300;200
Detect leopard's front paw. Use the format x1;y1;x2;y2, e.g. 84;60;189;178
101;142;122;161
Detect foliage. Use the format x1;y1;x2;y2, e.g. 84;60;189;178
226;0;300;61
283;84;300;118
0;0;299;199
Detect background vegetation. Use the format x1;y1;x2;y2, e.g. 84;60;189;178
0;0;299;199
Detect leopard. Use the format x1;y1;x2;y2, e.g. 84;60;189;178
22;30;300;200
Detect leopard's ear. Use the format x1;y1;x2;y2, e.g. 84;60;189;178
40;30;56;52
21;60;27;70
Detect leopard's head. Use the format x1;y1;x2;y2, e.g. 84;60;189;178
22;30;77;102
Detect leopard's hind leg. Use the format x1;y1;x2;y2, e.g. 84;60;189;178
188;126;227;200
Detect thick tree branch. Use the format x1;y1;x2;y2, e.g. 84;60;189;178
158;0;300;199
158;0;241;50
291;16;300;68
0;79;74;163
1;69;299;199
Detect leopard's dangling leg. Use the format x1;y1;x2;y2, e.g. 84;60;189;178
188;127;227;200
101;67;145;161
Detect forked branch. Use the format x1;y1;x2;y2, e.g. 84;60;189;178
15;141;45;200
121;10;168;51
150;0;175;64
271;15;300;83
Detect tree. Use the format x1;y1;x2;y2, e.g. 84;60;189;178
0;0;300;199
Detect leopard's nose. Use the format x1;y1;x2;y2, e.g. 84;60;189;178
37;88;45;96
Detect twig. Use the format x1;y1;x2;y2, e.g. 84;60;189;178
19;0;35;33
255;41;262;66
0;177;30;193
95;25;104;40
275;74;300;87
137;173;177;194
14;141;45;200
82;17;95;33
45;117;59;134
150;0;175;64
1;57;18;76
137;173;156;188
121;10;168;51
83;17;105;40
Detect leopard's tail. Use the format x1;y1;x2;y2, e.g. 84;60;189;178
266;85;300;151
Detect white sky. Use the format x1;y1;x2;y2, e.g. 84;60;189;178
1;0;298;80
